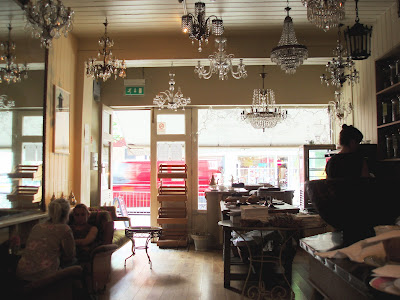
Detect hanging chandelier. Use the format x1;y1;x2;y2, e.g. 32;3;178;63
85;19;126;82
271;2;308;74
301;0;346;31
321;24;359;88
153;72;191;111
0;95;15;109
24;0;74;48
344;0;372;60
329;91;352;123
195;37;247;80
180;0;224;52
242;67;287;132
0;24;28;84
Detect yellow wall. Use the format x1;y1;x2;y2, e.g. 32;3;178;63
45;34;78;206
342;2;400;143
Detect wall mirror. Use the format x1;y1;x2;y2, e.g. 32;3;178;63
0;0;46;216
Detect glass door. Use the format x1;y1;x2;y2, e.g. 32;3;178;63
150;108;193;226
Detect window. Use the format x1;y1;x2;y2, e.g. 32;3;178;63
197;107;331;210
157;114;185;135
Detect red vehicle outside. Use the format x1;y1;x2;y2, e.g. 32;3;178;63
112;160;221;212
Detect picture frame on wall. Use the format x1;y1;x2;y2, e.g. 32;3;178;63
54;85;70;154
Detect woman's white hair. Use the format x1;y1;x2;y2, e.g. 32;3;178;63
48;198;70;224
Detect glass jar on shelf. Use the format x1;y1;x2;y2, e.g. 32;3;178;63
393;133;400;158
386;134;393;159
392;97;399;122
382;100;389;124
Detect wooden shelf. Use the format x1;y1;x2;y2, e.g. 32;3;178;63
377;120;400;129
376;81;400;96
157;195;187;202
157;217;188;224
378;158;400;162
8;165;42;180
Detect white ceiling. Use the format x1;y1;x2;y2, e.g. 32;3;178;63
0;0;396;37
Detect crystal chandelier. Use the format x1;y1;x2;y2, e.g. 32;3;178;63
85;19;126;82
24;0;74;48
271;2;308;74
242;67;287;132
153;72;191;111
344;0;373;60
0;95;15;109
301;0;346;31
0;25;28;84
180;0;224;52
321;25;359;88
195;37;247;80
329;91;352;123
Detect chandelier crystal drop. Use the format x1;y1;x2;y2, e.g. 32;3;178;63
329;91;352;123
0;95;15;109
85;19;126;82
153;72;191;111
24;0;74;48
180;0;223;52
271;4;308;74
242;68;287;132
301;0;346;31
195;37;247;80
0;25;28;84
321;25;359;88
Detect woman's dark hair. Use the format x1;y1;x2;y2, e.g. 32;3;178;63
339;124;363;146
73;203;90;216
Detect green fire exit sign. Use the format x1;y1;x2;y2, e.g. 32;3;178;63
125;86;144;95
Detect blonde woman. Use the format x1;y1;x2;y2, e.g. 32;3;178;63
16;198;76;281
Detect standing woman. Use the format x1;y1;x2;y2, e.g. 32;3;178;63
16;198;76;281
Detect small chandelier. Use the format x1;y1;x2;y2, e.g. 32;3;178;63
153;72;191;111
86;19;126;82
344;0;372;60
329;91;352;123
24;0;74;48
271;2;308;74
180;0;224;52
242;67;287;132
195;37;247;80
0;95;15;109
321;25;359;88
1;24;28;84
301;0;345;31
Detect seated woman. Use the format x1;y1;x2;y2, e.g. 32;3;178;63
16;198;76;282
69;204;98;262
325;124;369;179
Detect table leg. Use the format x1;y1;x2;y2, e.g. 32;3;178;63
223;227;231;288
124;237;136;268
145;234;152;269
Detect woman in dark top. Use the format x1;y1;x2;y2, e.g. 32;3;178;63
325;124;369;179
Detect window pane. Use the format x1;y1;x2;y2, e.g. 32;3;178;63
22;142;43;165
0;150;13;208
22;116;43;136
0;112;12;147
157;114;185;135
157;142;185;162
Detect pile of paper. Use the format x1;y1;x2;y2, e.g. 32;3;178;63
240;205;269;222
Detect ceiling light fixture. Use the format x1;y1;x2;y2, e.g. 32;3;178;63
179;0;224;52
242;66;287;132
301;0;345;31
0;24;28;84
153;71;191;111
195;37;247;80
271;1;308;74
329;91;352;123
321;24;359;88
344;0;372;60
24;0;74;48
0;95;15;109
85;19;126;82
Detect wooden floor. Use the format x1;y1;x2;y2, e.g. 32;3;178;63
98;240;314;300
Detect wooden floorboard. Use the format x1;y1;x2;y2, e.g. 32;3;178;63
98;242;314;300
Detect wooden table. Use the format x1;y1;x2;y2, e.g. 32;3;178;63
299;232;399;300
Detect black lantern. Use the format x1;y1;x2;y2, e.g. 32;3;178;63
344;0;373;60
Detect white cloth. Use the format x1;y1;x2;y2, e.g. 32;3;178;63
316;230;400;263
373;265;400;278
